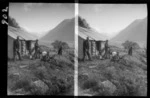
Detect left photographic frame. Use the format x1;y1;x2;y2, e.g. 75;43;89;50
7;3;75;96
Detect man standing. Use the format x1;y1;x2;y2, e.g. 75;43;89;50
58;46;63;55
128;46;133;56
83;37;92;61
34;39;39;59
104;40;109;59
14;36;22;61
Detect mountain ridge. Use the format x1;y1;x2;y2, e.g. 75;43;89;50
39;18;75;47
110;17;147;47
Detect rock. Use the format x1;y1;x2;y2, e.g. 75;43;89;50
13;88;26;95
142;58;147;63
78;88;93;96
89;65;97;68
79;73;89;81
13;72;20;76
33;80;49;94
138;85;147;96
20;65;28;68
7;89;13;95
82;93;93;96
8;89;25;95
82;73;88;76
15;88;23;93
101;80;117;95
15;89;25;93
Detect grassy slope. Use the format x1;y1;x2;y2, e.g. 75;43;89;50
78;47;147;96
8;50;74;95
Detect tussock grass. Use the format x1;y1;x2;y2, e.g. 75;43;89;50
79;47;147;96
8;51;74;95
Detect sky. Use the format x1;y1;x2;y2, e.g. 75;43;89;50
79;4;147;38
9;4;147;38
9;3;74;35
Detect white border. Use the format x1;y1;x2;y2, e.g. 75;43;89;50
74;3;78;96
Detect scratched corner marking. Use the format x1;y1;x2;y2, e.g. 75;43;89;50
1;6;8;25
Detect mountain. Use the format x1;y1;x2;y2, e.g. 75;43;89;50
29;31;48;39
40;18;75;47
20;27;41;39
110;17;147;47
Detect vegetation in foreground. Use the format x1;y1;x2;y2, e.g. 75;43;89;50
78;44;147;96
8;46;74;95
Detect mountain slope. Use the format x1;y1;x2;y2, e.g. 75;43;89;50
111;17;147;44
40;18;75;47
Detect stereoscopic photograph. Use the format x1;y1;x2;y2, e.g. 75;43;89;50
7;3;75;95
7;2;147;96
78;4;147;96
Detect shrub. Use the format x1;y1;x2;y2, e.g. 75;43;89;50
51;40;69;50
44;76;73;95
8;50;74;95
122;40;140;50
82;79;99;89
30;87;45;95
31;62;73;95
113;73;144;96
11;78;36;95
8;16;20;28
78;16;91;29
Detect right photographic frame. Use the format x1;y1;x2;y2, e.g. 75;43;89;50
78;4;147;96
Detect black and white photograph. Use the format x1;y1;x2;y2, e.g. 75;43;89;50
7;3;75;95
5;2;148;96
78;4;147;96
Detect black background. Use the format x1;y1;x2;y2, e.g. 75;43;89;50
0;0;149;97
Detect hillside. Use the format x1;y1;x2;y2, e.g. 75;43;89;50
40;18;75;47
111;17;147;47
8;26;37;40
8;49;74;95
78;46;147;96
78;16;108;40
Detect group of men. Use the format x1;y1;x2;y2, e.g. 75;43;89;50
82;37;133;61
13;36;64;61
82;37;110;61
13;36;133;62
13;36;40;61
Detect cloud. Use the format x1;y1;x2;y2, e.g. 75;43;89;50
93;4;104;13
23;3;33;11
93;4;114;13
47;3;74;9
23;3;74;12
23;3;44;12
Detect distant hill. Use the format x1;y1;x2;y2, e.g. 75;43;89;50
40;18;75;48
111;17;147;47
